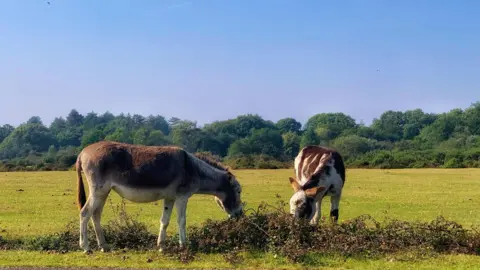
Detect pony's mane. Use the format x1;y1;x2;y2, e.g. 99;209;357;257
193;152;229;172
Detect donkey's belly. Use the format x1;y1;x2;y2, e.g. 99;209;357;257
112;184;169;203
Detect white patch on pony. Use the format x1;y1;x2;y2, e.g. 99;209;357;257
111;183;174;203
289;191;307;215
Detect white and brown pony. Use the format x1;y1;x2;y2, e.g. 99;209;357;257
288;145;346;224
75;141;243;253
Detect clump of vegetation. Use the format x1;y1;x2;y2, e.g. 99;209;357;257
4;200;480;264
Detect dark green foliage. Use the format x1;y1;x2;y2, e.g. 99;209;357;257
0;123;57;159
276;118;301;134
282;132;300;159
1;102;480;170
0;124;14;143
304;112;356;140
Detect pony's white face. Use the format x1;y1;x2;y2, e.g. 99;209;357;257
288;177;325;220
215;172;243;219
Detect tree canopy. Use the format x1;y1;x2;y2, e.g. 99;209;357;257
1;103;480;171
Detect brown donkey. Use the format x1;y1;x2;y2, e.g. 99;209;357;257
76;141;243;253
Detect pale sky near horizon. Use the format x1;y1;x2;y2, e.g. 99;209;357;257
1;0;479;127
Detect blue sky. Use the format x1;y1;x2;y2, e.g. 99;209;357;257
1;0;479;127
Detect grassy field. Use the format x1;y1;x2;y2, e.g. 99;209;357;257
1;168;480;269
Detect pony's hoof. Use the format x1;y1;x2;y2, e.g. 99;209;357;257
100;246;110;253
83;249;93;255
158;248;165;253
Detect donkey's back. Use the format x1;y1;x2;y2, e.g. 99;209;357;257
77;141;197;201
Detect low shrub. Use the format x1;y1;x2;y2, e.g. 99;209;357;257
4;200;480;264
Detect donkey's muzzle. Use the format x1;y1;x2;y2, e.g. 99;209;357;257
229;209;244;219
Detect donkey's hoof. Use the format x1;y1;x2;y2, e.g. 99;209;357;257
100;246;110;253
158;247;165;253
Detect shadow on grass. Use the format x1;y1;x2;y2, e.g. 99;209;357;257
1;199;480;266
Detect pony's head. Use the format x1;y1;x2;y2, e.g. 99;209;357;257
288;177;325;220
215;171;243;219
288;152;332;220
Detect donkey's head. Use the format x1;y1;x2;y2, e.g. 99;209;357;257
288;178;326;220
215;171;244;219
288;152;332;220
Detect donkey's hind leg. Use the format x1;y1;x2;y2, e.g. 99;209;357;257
79;197;93;253
90;186;111;252
79;184;110;253
157;198;175;252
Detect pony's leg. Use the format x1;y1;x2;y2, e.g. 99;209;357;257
90;187;110;252
330;194;341;223
157;198;175;252
79;196;93;253
175;196;189;248
310;199;322;225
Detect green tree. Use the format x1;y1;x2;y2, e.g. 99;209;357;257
146;115;170;135
331;135;379;160
228;128;283;158
49;117;67;134
146;130;171;146
464;102;480;135
300;128;319;148
282;131;300;158
371;110;405;141
171;120;202;152
104;127;133;144
27;116;43;125
0;123;57;159
417;109;464;146
304;113;356;140
66;109;84;127
0;124;14;143
276;118;301;134
81;129;105;148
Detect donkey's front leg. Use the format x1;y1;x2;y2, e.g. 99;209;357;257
157;198;175;252
330;194;341;224
310;200;322;225
175;196;189;249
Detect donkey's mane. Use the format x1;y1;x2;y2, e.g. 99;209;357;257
193;152;229;172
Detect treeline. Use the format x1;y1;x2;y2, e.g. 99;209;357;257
1;102;480;171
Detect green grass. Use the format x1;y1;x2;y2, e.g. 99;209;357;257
1;168;480;268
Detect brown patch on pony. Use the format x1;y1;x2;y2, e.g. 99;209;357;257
289;177;301;192
304;186;326;198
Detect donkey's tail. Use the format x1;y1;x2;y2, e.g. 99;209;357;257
76;155;87;210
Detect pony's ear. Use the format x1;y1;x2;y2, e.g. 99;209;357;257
304;186;326;198
289;177;301;192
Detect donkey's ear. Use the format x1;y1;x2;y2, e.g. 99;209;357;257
289;177;301;192
304;186;326;198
